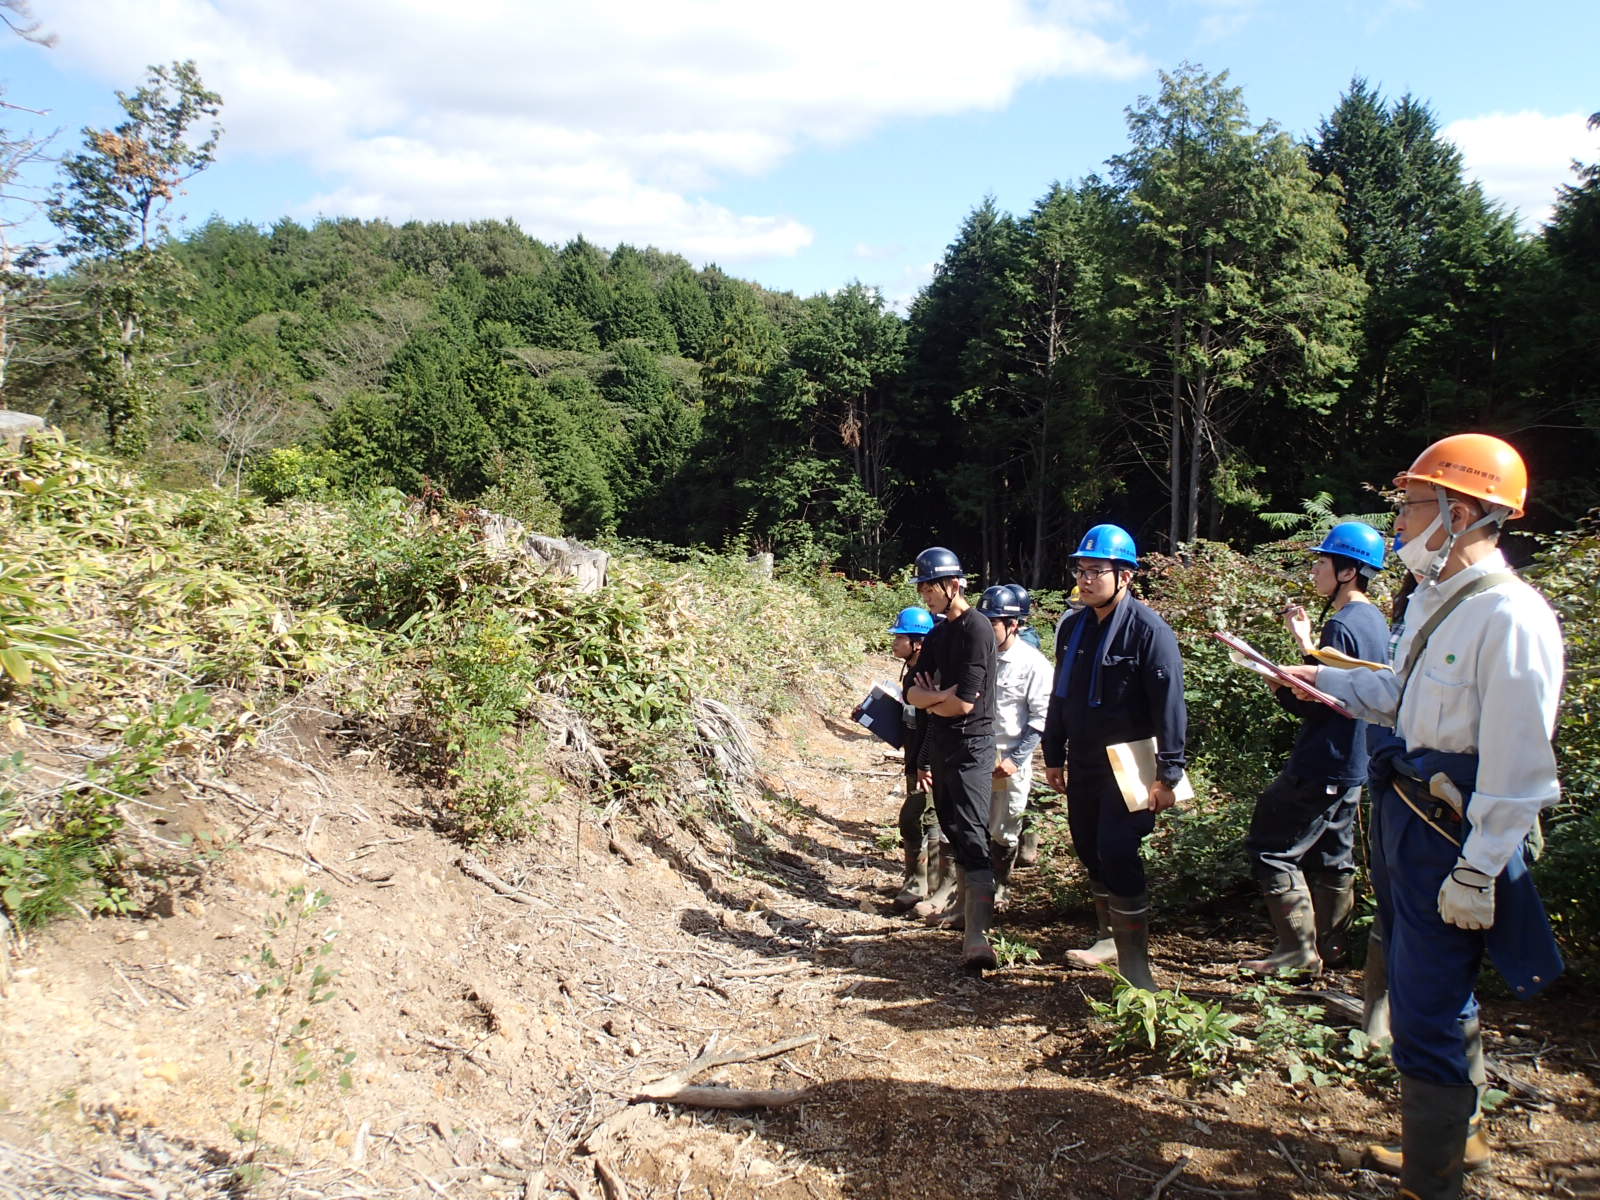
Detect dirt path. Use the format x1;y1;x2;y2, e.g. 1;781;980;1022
1;668;1596;1199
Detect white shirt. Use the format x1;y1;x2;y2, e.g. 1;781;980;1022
993;639;1053;749
1318;550;1564;878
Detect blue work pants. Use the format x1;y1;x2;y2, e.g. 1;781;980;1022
1369;783;1480;1087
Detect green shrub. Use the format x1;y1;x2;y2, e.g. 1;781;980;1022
247;446;347;503
1239;975;1396;1088
1527;519;1600;964
1;693;214;924
477;454;563;535
1088;974;1249;1079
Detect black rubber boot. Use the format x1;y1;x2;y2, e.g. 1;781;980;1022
961;867;998;971
910;846;955;920
1240;880;1323;977
1108;893;1157;991
1395;1075;1477;1200
989;839;1019;907
1065;884;1117;968
1363;918;1391;1043
1366;1018;1489;1177
1307;869;1356;966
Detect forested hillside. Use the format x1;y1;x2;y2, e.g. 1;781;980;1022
7;64;1600;589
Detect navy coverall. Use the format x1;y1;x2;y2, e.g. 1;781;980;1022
1042;595;1187;897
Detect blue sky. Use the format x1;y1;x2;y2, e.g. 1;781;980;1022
3;1;1596;308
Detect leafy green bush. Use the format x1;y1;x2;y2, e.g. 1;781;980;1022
1238;975;1395;1088
1088;974;1249;1079
478;454;563;535
1090;972;1395;1091
1526;519;1600;965
246;447;347;503
1;436;381;925
1;692;214;924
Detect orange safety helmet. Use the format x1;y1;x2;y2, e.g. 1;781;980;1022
1393;433;1528;520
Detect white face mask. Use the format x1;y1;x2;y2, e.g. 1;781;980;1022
1394;513;1444;578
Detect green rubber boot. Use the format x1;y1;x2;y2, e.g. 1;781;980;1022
1363;919;1391;1044
891;792;932;912
1108;893;1157;992
1393;1075;1477;1200
1240;880;1323;977
1307;869;1356;966
926;865;966;930
910;846;955;920
1365;1018;1489;1178
990;839;1018;907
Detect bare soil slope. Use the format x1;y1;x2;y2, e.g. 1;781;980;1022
2;665;1596;1199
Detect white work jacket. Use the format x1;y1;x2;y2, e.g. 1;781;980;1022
993;639;1053;751
1317;551;1564;878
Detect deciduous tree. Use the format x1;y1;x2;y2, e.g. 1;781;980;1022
49;60;222;454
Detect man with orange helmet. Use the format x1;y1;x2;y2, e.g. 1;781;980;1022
1280;434;1564;1200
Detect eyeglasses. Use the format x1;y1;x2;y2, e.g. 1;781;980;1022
1073;565;1117;581
1394;498;1439;513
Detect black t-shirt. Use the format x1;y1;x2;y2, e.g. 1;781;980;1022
916;605;997;739
1061;606;1113;742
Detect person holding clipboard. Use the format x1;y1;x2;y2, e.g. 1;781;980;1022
1278;435;1565;1200
1041;525;1187;992
1240;522;1390;977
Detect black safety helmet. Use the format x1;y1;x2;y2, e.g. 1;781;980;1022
911;546;964;584
976;584;1025;619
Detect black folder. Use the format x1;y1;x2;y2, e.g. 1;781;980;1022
853;681;906;749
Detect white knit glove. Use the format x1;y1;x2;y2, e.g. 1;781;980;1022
1437;858;1495;930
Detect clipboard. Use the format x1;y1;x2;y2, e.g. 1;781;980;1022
853;681;907;749
1308;645;1391;672
1106;738;1195;813
1210;630;1359;719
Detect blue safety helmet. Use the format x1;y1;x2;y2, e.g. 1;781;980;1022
1072;524;1138;568
888;607;935;637
975;584;1026;620
1007;584;1033;617
911;546;964;583
1314;521;1386;576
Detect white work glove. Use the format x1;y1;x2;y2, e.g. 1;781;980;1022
1437;858;1495;930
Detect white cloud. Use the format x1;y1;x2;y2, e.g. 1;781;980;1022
878;260;939;315
39;0;1148;262
851;242;905;261
1444;110;1596;230
1188;0;1260;42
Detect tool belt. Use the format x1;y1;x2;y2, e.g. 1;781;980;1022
1391;773;1462;848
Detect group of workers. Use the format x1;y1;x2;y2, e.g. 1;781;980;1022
865;433;1565;1200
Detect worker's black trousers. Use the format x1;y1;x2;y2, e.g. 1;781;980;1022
927;730;995;872
1066;752;1156;897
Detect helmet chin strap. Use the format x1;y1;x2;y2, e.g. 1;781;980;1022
1421;485;1509;584
1093;572;1128;614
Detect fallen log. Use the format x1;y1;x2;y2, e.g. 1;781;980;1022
631;1032;819;1109
633;1083;808;1110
